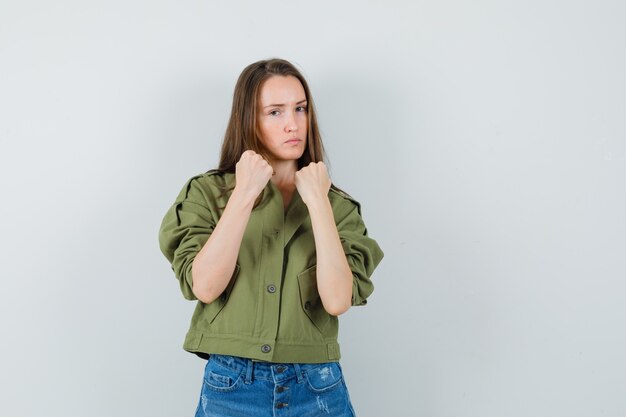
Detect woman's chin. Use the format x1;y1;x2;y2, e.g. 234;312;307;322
274;150;305;161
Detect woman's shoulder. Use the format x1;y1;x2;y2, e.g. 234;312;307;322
192;168;234;186
173;168;235;205
328;184;362;215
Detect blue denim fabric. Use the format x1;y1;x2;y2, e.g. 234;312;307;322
194;354;358;417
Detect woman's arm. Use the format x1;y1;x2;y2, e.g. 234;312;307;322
295;161;353;316
307;196;354;316
190;187;256;303
192;151;273;303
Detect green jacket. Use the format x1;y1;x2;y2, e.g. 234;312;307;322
158;169;384;363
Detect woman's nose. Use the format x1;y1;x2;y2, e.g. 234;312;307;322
284;112;297;132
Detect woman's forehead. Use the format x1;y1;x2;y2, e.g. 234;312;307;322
259;75;306;105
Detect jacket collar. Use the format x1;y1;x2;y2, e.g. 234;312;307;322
223;171;309;246
265;179;308;247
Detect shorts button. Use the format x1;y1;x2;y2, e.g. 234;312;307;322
276;386;288;393
275;365;287;373
261;344;271;353
275;402;288;409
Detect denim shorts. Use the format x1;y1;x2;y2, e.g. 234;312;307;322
194;353;357;417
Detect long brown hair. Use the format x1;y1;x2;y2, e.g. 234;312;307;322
213;58;347;208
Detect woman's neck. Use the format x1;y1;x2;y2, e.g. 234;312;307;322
269;160;298;189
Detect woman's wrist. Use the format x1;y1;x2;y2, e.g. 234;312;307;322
230;186;258;211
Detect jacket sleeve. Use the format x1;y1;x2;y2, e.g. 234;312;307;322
335;199;385;306
158;176;215;301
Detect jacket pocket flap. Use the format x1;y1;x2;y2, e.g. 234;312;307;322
297;265;331;333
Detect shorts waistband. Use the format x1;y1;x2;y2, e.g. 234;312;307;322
209;353;338;384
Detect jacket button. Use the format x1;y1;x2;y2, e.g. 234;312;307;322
275;402;288;409
261;344;271;353
304;301;312;310
267;284;276;293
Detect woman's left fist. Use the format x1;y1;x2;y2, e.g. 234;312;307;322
294;161;331;206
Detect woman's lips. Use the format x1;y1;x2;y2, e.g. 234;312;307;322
285;139;301;144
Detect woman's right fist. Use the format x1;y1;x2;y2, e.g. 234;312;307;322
234;150;274;199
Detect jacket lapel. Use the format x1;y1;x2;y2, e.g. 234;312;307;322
265;180;308;247
284;189;308;246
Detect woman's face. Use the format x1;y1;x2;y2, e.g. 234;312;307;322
257;75;308;163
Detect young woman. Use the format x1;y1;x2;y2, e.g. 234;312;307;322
158;58;384;417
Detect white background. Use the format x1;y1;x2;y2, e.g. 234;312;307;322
1;1;625;416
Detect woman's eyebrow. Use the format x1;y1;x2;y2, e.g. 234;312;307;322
264;99;307;108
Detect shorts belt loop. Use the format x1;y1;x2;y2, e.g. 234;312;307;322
244;359;254;384
293;363;304;383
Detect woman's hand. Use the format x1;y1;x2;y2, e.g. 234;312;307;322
295;161;331;206
234;150;274;200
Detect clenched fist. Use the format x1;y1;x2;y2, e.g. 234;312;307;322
295;161;331;206
234;150;274;200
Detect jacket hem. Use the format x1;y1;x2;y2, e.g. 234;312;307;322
182;331;341;363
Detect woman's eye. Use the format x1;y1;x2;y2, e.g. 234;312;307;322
269;106;306;116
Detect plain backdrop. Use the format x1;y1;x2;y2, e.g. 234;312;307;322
1;0;625;416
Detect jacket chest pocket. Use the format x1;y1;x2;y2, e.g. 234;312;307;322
201;263;241;324
297;265;333;334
